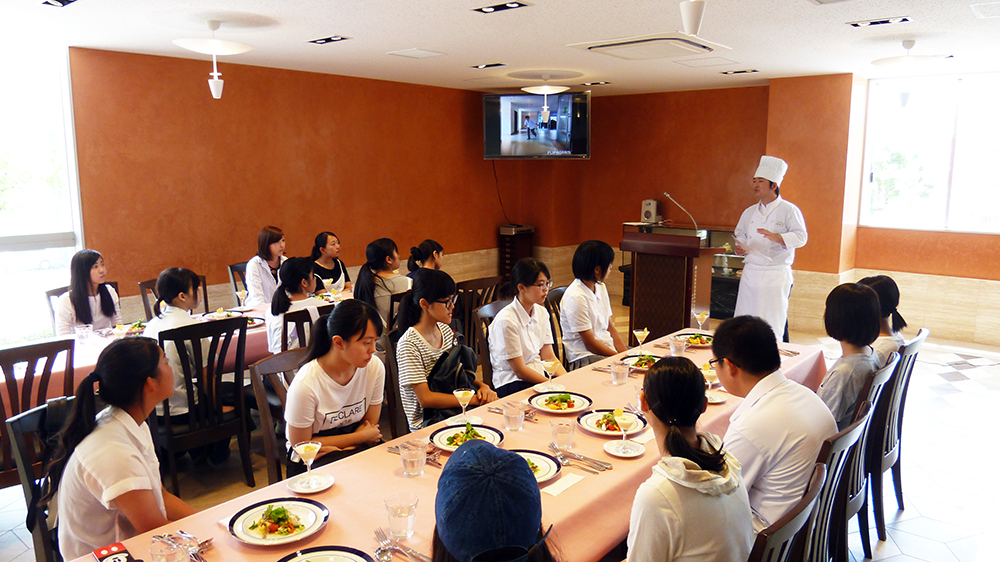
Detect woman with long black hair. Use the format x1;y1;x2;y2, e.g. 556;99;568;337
311;231;352;292
265;257;326;353
55;249;121;335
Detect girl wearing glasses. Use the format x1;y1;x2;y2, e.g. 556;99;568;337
396;269;496;432
488;258;567;397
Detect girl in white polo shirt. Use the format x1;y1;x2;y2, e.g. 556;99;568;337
560;240;627;369
46;337;197;560
488;258;567;397
284;299;385;475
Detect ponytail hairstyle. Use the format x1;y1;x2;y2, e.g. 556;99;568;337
643;356;726;473
858;275;907;334
256;226;284;261
69;249;115;324
354;238;399;308
271;257;315;316
305;298;384;363
310;231;339;261
407;239;444;273
153;267;200;317
503;257;551;299
397;269;456;333
42;337;163;506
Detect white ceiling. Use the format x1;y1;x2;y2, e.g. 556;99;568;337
3;0;999;95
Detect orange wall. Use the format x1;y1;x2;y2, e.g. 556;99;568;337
70;48;512;295
856;227;1000;281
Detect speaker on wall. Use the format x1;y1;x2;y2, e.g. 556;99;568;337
641;199;661;223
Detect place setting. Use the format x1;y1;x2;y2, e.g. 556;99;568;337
286;441;336;494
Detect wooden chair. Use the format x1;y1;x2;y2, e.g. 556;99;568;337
866;328;928;542
383;328;410;439
832;352;899;561
802;402;871;562
455;276;502;356
45;282;120;332
249;348;309;485
228;262;248;306
6;397;75;562
473;299;513;390
139;275;210;320
545;286;568;369
282;304;336;352
0;338;75;488
747;463;827;562
150;316;254;496
387;290;410;332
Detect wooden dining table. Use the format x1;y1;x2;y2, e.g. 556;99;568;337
68;330;827;562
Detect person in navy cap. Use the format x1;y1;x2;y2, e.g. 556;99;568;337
433;440;559;562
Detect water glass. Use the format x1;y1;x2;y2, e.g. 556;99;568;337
74;324;93;342
149;541;185;562
385;493;419;539
669;336;688;356
610;360;629;385
550;420;575;451
502;400;526;431
399;441;426;477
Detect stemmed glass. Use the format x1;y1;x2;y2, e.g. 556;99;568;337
633;327;649;354
612;410;643;456
453;388;475;423
293;441;322;490
236;289;248;307
540;360;561;391
695;311;710;331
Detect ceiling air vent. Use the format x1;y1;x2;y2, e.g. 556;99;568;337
847;16;910;28
568;33;728;61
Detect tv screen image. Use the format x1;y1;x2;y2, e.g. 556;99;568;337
483;92;590;159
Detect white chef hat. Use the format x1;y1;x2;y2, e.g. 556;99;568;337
754;156;788;186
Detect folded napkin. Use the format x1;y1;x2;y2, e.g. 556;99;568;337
542;473;584;496
633;429;655;444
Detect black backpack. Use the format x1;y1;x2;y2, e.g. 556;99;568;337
423;343;479;425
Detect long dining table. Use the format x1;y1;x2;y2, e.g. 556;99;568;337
68;330;827;562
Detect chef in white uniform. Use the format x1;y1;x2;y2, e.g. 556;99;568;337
733;156;807;341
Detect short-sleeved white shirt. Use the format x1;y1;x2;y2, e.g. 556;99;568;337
57;407;166;561
817;349;880;429
397;323;455;431
142;305;204;415
284;357;385;449
560;279;613;363
872;334;905;367
55;287;122;336
488;299;553;389
265;297;328;354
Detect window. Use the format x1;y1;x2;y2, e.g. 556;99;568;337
861;73;1000;233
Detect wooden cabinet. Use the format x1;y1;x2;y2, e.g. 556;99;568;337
498;230;532;285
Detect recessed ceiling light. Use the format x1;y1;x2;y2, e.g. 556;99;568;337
720;69;760;75
581;81;610;86
472;63;506;69
971;2;1000;19
474;2;529;14
42;0;78;6
308;35;349;44
847;16;910;28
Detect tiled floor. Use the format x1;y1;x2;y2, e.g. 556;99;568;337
2;320;997;562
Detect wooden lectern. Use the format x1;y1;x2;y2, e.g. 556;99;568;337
621;232;721;344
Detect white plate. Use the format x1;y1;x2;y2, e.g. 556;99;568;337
678;332;714;348
286;472;335;494
577;409;648;437
603;440;645;458
247;316;266;329
707;390;727;404
528;392;592;415
509;449;561;484
444;414;483;426
230;306;255;312
204;311;243;321
429;424;504;452
621;354;663;373
277;546;376;562
532;381;566;393
228;498;329;546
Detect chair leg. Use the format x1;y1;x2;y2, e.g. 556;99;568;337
858;495;872;560
871;472;887;542
891;458;904;511
238;421;255;488
166;441;181;498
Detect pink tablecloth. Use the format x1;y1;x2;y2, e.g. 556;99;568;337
68;331;826;562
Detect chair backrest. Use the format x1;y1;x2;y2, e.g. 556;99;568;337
45;283;119;332
6;396;75;562
388;290;411;332
384;328;410;438
803;401;871;562
867;329;927;478
842;353;898;511
228;262;249;306
545;286;567;369
155;316;247;432
281;303;336;352
455;276;503;355
249;348;308;485
473;299;514;390
140;275;210;320
747;463;828;562
0;338;75;489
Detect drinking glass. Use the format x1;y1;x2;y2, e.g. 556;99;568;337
74;324;93;342
550;420;575;451
669;335;688;357
502;401;526;431
539;359;561;391
632;327;649;353
384;493;418;539
610;360;629;385
399;441;426;477
695;310;710;331
236;289;248;306
453;388;475;423
150;540;185;562
293;441;322;490
613;411;643;455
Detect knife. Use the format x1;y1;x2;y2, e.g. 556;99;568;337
564;450;613;470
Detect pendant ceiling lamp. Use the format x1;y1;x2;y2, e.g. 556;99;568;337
871;39;954;68
520;85;570;122
679;0;705;36
173;20;253;99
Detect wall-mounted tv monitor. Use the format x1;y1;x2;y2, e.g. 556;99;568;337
483;92;590;159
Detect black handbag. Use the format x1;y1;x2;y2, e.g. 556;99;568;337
423;343;479;425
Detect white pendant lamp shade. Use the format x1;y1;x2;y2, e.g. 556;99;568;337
680;0;705;36
872;39;953;68
521;85;570;95
172;38;253;56
208;77;224;99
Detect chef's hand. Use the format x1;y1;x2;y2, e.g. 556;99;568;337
733;242;747;256
757;229;785;246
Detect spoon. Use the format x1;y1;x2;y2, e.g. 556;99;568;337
554;451;599;474
375;546;393;562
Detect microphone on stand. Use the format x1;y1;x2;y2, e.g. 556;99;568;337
663;192;699;235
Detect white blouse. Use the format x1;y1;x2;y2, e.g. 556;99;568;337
55;287;122;336
245;255;287;307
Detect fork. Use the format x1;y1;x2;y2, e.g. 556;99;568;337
375;527;428;562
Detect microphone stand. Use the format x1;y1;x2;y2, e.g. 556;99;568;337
663;192;700;236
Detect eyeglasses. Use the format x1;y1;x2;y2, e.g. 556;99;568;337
435;296;458;308
533;280;553;290
708;358;723;369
